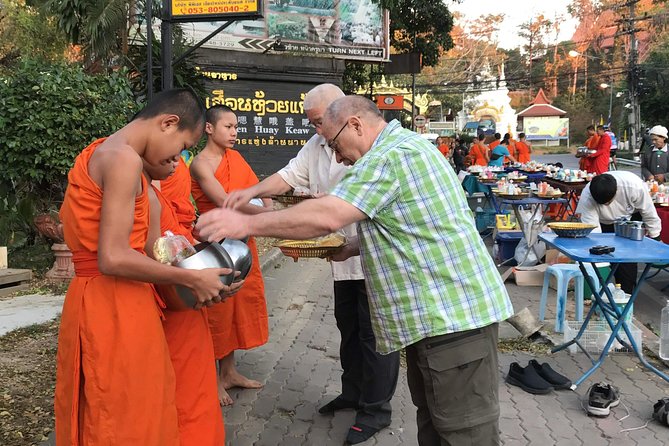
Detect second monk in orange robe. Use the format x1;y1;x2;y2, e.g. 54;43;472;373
160;156;196;234
191;104;270;406
146;156;230;445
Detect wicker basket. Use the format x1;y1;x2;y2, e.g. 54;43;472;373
497;192;530;200
274;236;346;261
537;192;564;199
547;222;597;238
271;194;313;206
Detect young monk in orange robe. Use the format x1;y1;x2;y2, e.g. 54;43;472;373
160;156;196;233
471;136;490;166
55;89;231;446
191;105;270;406
516;133;532;164
145;158;236;446
581;125;600;172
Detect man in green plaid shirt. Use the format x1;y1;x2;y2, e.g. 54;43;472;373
196;95;514;445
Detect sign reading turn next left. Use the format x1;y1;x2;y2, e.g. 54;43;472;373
168;0;263;22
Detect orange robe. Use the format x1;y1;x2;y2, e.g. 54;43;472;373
581;134;600;171
56;139;179;446
437;143;450;157
160;158;196;234
472;143;489;166
152;186;225;446
191;149;269;359
516;141;531;164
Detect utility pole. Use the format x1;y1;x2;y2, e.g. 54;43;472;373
626;0;640;153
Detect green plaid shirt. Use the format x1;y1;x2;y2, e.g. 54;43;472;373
331;120;514;354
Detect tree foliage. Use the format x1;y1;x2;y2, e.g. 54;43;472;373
0;0;69;67
0;60;137;190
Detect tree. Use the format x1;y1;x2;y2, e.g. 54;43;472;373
380;0;453;68
0;0;69;67
47;0;133;69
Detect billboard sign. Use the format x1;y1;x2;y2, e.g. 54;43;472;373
523;117;570;141
179;0;390;61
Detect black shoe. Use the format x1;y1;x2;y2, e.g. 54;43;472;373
318;397;358;414
653;398;669;426
586;382;620;417
345;423;384;445
505;362;553;394
529;359;572;390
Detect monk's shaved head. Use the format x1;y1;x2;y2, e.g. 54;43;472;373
325;95;383;124
206;105;235;125
303;84;345;111
134;88;205;132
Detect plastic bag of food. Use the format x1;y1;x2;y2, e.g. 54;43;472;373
153;231;197;265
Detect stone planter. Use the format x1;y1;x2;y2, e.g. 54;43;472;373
45;243;74;282
34;213;74;282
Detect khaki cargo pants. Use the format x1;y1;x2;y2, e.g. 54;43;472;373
405;323;500;446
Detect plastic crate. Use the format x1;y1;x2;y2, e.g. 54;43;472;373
475;209;498;233
563;320;642;355
495;231;523;266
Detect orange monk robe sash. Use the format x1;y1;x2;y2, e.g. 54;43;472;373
152;186;225;446
191;149;269;359
516;141;531;164
581;135;600;171
56;138;179;446
160;158;196;234
472;144;488;166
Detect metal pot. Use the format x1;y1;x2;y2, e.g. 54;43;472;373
220;238;252;282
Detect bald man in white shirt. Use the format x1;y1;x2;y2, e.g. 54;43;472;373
224;84;400;445
576;171;662;294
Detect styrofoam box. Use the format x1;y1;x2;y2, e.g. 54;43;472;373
563;320;642;355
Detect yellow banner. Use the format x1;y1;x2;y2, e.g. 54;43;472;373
171;0;258;17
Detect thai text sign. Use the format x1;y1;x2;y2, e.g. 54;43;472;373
202;73;315;151
181;0;389;62
170;0;260;19
523;117;570;141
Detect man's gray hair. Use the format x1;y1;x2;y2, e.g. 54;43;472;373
303;84;345;111
325;95;383;123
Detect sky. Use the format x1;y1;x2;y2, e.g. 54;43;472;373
450;0;579;50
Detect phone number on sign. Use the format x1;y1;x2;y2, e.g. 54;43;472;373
181;5;251;14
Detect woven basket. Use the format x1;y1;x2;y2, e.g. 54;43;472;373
274;236;346;261
537;192;564;199
271;194;313;206
497;192;529;200
547;222;597;238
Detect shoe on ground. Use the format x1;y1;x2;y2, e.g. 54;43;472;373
529;359;572;390
652;397;669;426
586;382;620;417
505;362;553;394
318;396;358;414
345;423;385;445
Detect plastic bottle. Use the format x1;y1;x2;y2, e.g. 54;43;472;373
660;300;669;360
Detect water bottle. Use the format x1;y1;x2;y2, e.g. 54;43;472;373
661;300;669;360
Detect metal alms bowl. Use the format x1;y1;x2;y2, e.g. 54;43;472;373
220;238;253;282
167;242;235;311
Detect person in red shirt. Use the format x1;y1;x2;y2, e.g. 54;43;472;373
587;125;611;174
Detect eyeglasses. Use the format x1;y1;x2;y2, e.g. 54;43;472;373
327;121;348;153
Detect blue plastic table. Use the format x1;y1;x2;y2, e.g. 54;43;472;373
539;233;669;387
499;198;567;266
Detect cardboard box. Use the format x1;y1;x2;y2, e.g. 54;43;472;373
545;249;572;265
513;263;548;287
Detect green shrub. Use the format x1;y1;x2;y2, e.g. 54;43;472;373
0;60;137;188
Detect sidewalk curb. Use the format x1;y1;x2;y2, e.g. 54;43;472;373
260;247;284;273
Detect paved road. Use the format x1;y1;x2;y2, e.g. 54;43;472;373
228;256;669;445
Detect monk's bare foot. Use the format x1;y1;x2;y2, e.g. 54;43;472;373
218;381;234;406
222;370;263;390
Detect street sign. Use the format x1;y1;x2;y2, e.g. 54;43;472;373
414;115;427;128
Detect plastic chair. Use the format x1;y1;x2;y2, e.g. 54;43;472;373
539;264;599;333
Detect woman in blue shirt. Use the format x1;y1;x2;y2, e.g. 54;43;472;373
488;134;517;167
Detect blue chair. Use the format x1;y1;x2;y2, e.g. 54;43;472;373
539;264;599;333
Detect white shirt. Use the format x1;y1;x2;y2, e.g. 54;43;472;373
278;134;365;281
576;170;662;238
